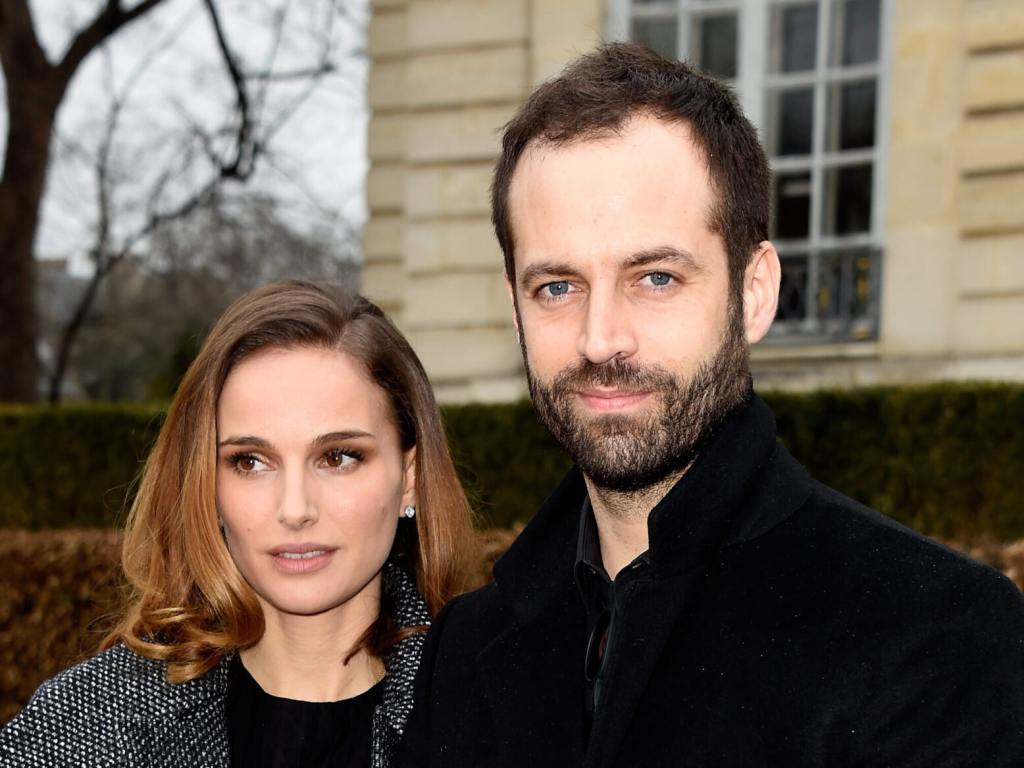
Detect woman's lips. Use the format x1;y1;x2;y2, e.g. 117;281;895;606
577;389;652;412
269;545;336;574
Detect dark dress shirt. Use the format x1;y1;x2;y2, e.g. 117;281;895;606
574;499;651;734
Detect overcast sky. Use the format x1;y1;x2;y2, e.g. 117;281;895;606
1;0;369;273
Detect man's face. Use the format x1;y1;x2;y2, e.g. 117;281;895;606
507;114;752;492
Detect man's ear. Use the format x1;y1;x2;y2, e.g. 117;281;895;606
506;274;521;346
743;241;781;345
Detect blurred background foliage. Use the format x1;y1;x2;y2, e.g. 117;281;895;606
2;382;1022;540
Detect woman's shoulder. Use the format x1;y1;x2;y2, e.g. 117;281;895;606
16;644;162;720
0;644;230;765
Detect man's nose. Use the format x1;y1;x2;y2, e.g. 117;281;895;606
577;286;639;365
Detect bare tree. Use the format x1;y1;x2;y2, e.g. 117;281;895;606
59;192;359;401
0;0;359;402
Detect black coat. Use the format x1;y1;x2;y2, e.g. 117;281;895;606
400;396;1024;767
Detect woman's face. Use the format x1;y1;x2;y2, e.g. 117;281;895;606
215;345;414;623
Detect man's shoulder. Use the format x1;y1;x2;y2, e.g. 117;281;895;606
434;581;511;643
763;478;1023;623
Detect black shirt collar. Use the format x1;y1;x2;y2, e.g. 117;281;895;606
573;497;653;614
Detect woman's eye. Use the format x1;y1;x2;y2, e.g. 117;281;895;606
322;448;359;469
229;453;268;475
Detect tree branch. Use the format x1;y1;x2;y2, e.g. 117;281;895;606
58;0;170;84
245;63;336;82
202;0;255;180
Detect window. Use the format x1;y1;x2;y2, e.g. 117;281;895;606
610;0;888;342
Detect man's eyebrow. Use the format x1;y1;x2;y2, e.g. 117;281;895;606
623;246;705;273
518;261;584;288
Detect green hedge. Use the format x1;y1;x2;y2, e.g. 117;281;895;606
0;405;164;529
1;383;1022;539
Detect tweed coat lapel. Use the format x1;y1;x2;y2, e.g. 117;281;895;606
121;653;231;767
374;562;433;767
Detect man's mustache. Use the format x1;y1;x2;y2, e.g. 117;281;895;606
549;358;677;395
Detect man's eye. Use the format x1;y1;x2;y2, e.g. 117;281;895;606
645;272;673;287
542;281;571;297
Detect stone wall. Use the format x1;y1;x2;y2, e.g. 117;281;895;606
365;0;1024;398
363;0;603;401
754;0;1024;390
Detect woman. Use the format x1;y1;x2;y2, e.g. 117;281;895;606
0;281;477;767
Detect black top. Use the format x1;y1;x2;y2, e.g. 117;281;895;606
226;655;382;768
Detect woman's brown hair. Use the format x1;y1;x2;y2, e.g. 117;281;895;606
102;280;477;682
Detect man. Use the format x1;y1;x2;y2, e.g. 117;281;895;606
400;44;1024;767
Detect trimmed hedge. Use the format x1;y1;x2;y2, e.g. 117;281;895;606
769;384;1024;541
0;529;125;725
0;405;163;529
1;383;1022;539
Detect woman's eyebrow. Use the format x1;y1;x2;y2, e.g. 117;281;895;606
312;430;375;448
219;435;272;449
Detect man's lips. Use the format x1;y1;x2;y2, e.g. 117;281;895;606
576;389;652;412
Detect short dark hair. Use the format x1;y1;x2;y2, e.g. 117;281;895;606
491;42;771;294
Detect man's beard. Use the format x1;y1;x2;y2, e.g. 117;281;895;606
524;303;752;493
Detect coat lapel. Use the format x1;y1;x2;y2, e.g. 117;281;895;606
476;575;588;767
479;397;812;768
123;657;230;766
584;396;808;768
479;467;591;767
583;573;689;768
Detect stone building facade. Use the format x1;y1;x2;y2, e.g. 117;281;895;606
363;0;1024;400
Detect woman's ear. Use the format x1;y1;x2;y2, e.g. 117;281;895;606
743;241;781;345
401;446;417;511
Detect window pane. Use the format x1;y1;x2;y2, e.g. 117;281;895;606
773;171;812;240
818;249;872;320
767;88;814;157
694;14;738;79
834;0;880;66
771;3;818;73
632;16;679;60
777;255;809;321
822;164;873;235
827;79;876;151
818;251;849;319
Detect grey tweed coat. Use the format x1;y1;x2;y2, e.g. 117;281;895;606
0;562;429;768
